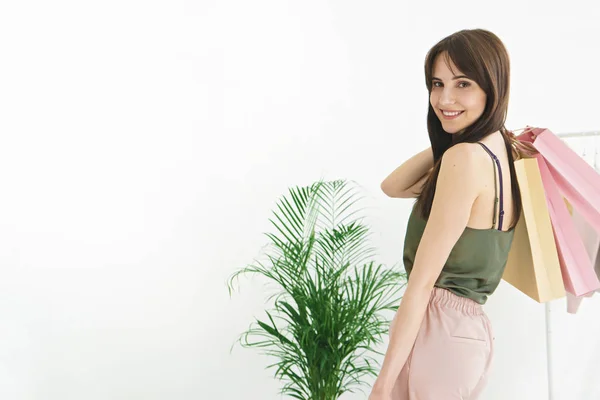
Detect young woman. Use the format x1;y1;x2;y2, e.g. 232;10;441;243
369;29;523;400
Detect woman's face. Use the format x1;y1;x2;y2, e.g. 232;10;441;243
429;53;487;134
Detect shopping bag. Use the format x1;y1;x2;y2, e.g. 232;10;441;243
570;204;600;282
537;154;600;296
503;158;566;302
565;198;600;313
517;129;600;296
518;127;600;234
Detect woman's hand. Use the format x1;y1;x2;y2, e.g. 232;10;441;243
528;127;540;138
368;388;392;400
368;377;394;400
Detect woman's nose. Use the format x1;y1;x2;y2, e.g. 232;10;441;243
439;88;456;105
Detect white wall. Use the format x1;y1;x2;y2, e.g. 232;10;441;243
1;1;600;399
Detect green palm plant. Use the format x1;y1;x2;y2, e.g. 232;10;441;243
227;179;407;400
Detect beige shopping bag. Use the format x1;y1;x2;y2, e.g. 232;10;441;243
503;158;566;302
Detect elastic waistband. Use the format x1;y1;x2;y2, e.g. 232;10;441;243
429;287;484;316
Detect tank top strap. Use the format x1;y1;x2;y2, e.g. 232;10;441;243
476;142;504;231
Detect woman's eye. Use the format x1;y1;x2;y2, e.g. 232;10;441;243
432;81;470;88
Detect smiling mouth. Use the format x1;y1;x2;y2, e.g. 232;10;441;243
441;109;464;117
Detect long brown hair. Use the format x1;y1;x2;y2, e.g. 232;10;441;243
415;29;523;230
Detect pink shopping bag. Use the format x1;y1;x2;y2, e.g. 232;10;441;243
517;128;600;296
565;199;600;313
519;127;600;234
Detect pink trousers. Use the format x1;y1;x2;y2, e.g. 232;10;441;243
391;287;494;400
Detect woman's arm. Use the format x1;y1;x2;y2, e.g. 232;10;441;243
370;143;482;397
381;147;434;198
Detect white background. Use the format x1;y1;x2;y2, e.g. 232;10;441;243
1;1;600;399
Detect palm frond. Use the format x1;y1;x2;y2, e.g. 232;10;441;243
228;179;407;400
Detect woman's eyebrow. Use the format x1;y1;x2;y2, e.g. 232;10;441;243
432;75;470;81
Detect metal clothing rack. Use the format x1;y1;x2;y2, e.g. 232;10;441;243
545;131;600;400
556;130;600;139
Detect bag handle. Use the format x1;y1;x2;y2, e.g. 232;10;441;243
504;126;539;159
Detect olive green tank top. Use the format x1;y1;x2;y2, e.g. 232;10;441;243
402;142;516;305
